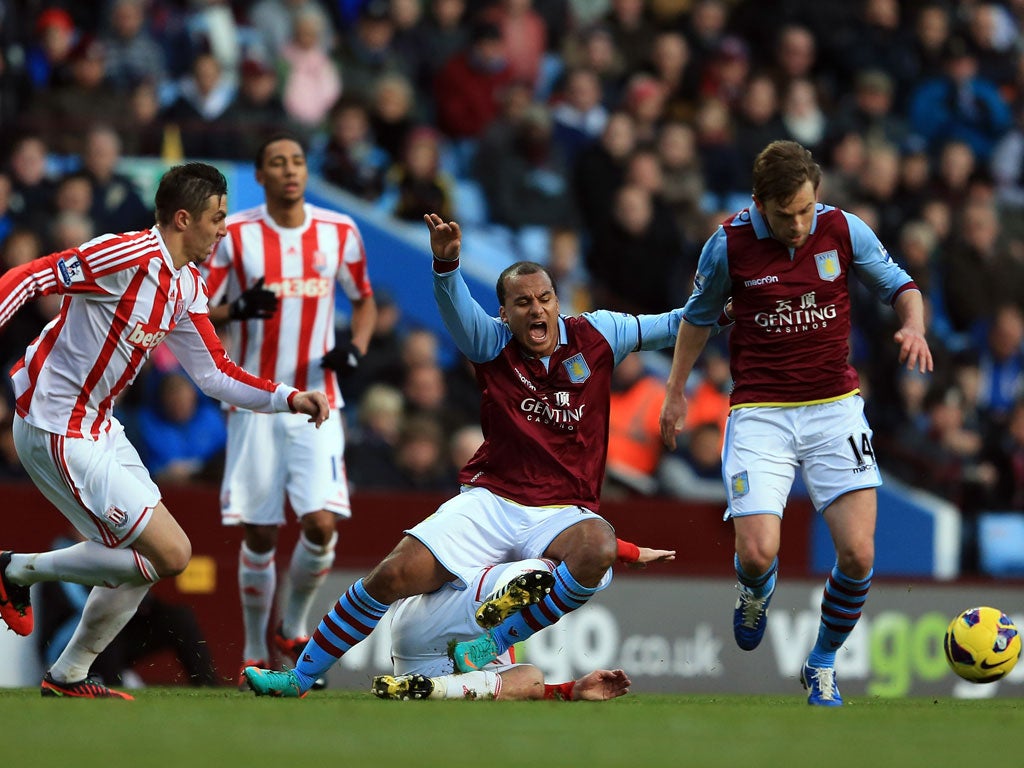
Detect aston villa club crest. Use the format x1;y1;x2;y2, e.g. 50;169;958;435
814;250;841;282
730;471;749;498
562;353;590;383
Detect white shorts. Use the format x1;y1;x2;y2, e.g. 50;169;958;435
220;410;349;525
389;556;612;676
406;486;610;590
13;415;160;548
722;395;881;518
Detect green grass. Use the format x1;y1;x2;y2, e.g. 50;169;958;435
3;688;1024;768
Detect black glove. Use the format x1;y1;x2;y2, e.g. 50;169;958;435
228;277;279;320
321;338;362;377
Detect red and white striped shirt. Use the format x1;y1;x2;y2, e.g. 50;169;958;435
0;227;296;439
202;204;373;410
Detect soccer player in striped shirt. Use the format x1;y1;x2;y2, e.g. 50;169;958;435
0;162;329;699
242;213;686;698
659;140;934;706
201;134;377;688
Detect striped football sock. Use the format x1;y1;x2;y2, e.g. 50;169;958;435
293;578;388;687
735;554;777;598
490;562;597;653
807;566;873;668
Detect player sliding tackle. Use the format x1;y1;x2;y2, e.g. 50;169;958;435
242;214;687;697
373;540;674;701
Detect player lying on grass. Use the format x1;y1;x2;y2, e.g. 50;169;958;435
372;540;674;701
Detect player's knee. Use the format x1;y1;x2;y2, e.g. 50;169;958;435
244;524;278;553
152;538;192;578
836;544;873;579
301;515;337;548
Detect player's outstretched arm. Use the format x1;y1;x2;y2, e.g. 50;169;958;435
573;669;632;701
423;213;461;262
290;390;330;427
629;546;677;569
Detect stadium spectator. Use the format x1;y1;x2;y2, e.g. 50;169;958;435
605;352;667;497
368;72;417;164
81;125;152;235
100;0;168;93
779;78;827;160
162;51;236;159
572;110;636;238
6;133;56;241
0;173;13;248
975;304;1024;426
411;0;470;116
382;126;455;223
318;96;389;200
647;30;699;123
221;56;292;161
341;291;405;402
201;135;376;689
484;0;548;94
602;0;656;73
345;383;405;491
657;420;727;502
942;199;1024;337
279;6;342;131
433;21;514;148
136;371;227;484
336;0;410;105
732;74;783;190
120;78;167;157
24;8;77;92
907;35;1012;164
550;66;609;167
247;0;335;60
0;161;329;699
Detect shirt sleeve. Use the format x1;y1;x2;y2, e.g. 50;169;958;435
681;227;733;325
844;212;918;304
162;310;296;413
432;263;510;363
583;308;685;365
0;250;111;328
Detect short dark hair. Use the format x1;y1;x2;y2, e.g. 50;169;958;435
751;140;821;205
254;132;307;168
496;261;557;305
153;162;227;225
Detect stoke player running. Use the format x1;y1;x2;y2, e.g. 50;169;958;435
0;163;328;699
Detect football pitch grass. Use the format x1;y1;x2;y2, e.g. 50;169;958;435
3;687;1022;767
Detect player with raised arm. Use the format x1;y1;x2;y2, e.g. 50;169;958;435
241;213;686;697
202;134;376;687
372;540;674;701
659;140;933;706
0;162;329;699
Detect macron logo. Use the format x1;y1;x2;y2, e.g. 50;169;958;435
126;322;168;349
744;275;779;288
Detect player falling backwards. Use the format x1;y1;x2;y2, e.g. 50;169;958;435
242;213;686;697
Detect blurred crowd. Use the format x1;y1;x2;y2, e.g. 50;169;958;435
2;0;1024;572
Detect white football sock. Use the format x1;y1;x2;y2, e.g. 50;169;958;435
281;532;336;639
429;670;501;700
239;543;275;661
48;583;150;683
9;541;157;587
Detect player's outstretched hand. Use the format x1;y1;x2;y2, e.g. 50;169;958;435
574;669;632;701
229;277;279;320
291;390;330;428
423;213;461;262
627;547;677;569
